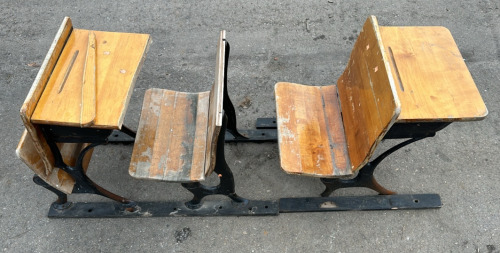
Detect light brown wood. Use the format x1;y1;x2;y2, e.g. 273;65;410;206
19;17;74;192
18;17;150;193
337;16;400;171
129;89;210;182
204;30;225;176
275;82;351;177
16;130;93;194
31;28;151;129
129;30;227;182
379;26;488;122
80;31;96;127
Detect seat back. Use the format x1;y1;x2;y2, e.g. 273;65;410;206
337;16;401;172
204;31;226;176
17;17;77;194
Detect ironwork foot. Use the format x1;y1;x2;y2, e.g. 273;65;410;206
181;181;248;210
182;113;249;209
320;163;395;197
33;175;72;210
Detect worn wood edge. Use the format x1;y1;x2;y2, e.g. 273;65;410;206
16;130;74;194
80;31;97;127
128;88;156;178
319;85;353;177
114;34;152;130
203;125;221;177
20;16;73;116
129;89;209;182
214;30;225;127
350;16;401;172
274;82;302;175
190;91;210;181
203;31;225;176
19;17;74;180
370;15;401;115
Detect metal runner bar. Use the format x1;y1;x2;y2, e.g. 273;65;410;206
48;200;279;218
255;117;277;129
279;194;441;213
224;129;277;143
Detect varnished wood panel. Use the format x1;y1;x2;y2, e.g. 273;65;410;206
204;30;225;176
129;89;210;182
31;29;151;129
19;17;75;192
275;82;351;177
337;16;401;172
19;17;150;193
379;26;488;122
130;30;227;182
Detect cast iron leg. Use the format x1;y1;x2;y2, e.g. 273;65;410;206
69;143;136;207
40;126;136;209
33;175;71;210
320;137;426;197
182;114;248;209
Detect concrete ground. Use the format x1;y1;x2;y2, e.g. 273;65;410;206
1;0;499;252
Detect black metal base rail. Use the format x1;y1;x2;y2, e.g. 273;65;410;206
47;194;441;218
48;200;280;218
224;129;277;143
279;194;441;212
253;117;451;139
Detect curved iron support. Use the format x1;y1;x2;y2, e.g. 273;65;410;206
182;114;248;209
33;175;71;210
222;40;248;140
40;126;136;208
70;143;135;207
320;137;426;197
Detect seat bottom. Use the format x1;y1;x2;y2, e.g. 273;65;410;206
129;88;210;182
275;82;352;178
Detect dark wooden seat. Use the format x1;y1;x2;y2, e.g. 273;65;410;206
129;31;226;183
275;16;401;178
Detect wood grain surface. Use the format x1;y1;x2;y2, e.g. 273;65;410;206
19;17;150;193
337;16;400;172
379;26;488;122
129;89;210;182
204;30;225;177
16;130;93;194
80;31;97;127
19;17;75;193
275;82;352;177
129;31;227;182
31;28;150;129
